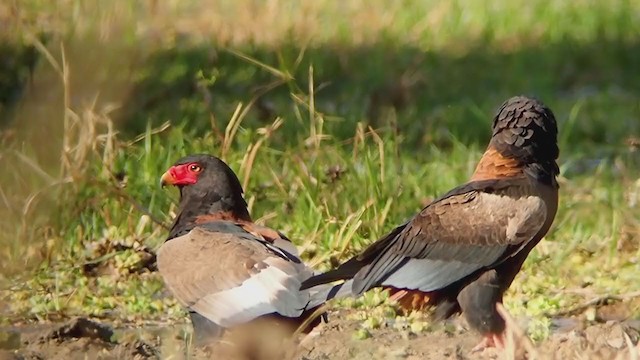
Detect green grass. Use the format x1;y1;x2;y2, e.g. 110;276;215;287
0;0;639;341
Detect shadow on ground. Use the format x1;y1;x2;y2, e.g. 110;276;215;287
116;37;640;151
1;35;639;151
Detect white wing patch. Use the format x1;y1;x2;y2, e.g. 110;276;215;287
380;246;504;292
190;257;313;327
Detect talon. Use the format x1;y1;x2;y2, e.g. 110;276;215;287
471;333;505;352
492;333;506;350
471;336;495;352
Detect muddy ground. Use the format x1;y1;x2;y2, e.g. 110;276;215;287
1;310;638;360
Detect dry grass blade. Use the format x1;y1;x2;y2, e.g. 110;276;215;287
225;48;293;81
0;184;12;211
352;122;366;160
368;126;386;183
293;303;330;340
27;35;119;181
375;197;394;233
335;200;372;257
307;200;369;268
126;121;172;146
12;151;56;183
289;90;331;148
239;117;284;191
307;65;324;151
221;103;245;160
25;36;74;178
496;303;537;360
24;33;63;77
221;79;285;160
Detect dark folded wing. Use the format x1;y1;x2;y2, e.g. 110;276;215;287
351;178;547;294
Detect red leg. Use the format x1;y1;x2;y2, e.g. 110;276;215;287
471;332;505;352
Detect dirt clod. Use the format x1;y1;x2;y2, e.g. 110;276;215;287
37;318;114;344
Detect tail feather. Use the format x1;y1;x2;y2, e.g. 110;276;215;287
302;223;408;292
300;258;364;290
300;270;347;291
306;280;354;309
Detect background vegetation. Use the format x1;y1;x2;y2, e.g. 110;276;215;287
0;0;638;341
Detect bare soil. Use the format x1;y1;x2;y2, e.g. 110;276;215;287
1;311;638;360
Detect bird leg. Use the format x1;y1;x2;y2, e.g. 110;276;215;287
470;303;537;359
471;333;506;352
471;303;536;359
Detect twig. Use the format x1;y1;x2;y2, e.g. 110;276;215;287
547;291;640;318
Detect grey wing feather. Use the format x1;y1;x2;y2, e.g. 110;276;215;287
191;256;311;326
352;180;547;293
379;245;506;291
157;227;317;328
306;279;354;309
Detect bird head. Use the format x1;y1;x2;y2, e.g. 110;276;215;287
161;154;251;236
161;154;243;192
490;96;559;179
161;160;203;187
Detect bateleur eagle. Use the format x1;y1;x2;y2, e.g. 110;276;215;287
300;95;560;351
157;154;349;355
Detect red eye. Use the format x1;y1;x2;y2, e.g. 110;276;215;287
189;164;202;173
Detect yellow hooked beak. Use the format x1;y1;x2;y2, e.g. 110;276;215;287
160;170;177;187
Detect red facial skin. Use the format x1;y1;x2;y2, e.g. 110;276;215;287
161;162;202;186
